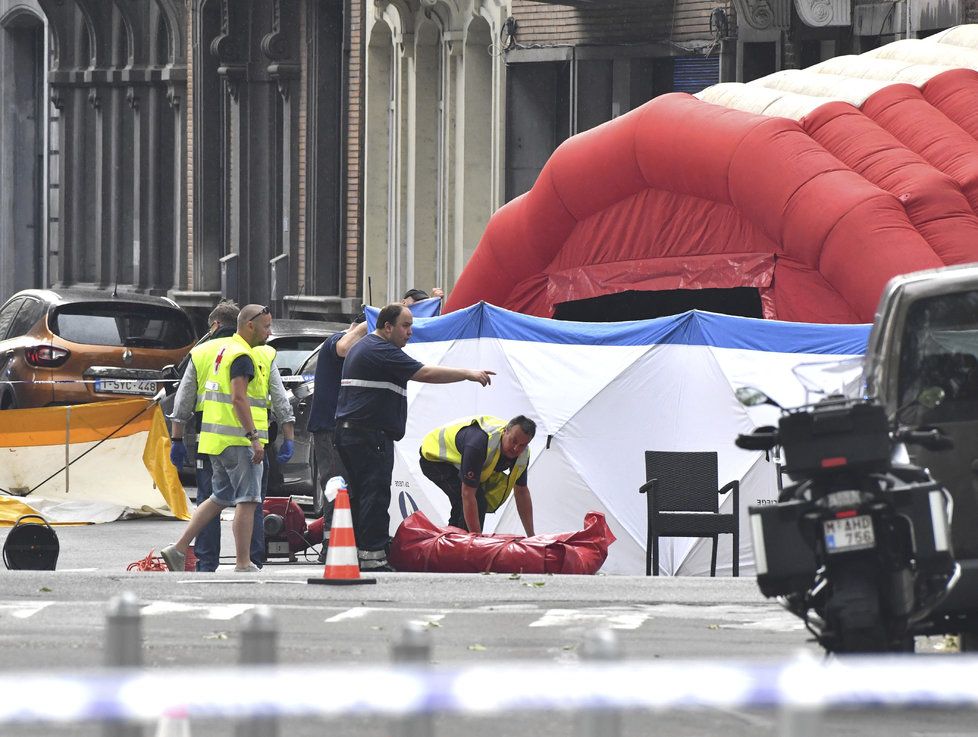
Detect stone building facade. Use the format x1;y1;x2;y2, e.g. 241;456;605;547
0;0;360;324
360;0;509;306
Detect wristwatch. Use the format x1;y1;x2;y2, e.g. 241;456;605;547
245;430;258;441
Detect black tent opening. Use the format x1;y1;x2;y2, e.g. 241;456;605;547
552;288;764;322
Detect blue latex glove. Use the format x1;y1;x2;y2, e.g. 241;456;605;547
169;439;187;469
277;438;294;463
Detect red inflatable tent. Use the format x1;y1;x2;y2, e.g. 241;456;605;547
446;28;978;324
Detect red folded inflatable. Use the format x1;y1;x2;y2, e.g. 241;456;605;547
389;511;615;574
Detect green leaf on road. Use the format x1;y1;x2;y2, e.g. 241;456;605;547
468;644;487;652
522;581;546;588
39;587;52;593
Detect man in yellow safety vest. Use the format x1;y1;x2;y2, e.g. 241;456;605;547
419;415;536;536
161;304;279;572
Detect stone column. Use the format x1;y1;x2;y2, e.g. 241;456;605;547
167;82;186;291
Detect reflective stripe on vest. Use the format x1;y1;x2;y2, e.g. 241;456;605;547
196;334;271;455
420;415;529;513
201;390;267;408
340;378;407;397
199;422;269;440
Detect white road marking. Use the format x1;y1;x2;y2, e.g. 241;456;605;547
407;613;446;628
529;609;649;630
139;601;256;620
204;604;256;620
325;606;455;623
324;606;373;623
638;604;803;632
0;602;54;619
140;601;207;616
528;604;800;632
0;598;798;633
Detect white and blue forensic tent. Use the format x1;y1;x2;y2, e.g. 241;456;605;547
366;303;870;576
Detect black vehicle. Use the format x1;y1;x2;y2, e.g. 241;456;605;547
861;264;978;649
266;318;347;376
736;379;958;654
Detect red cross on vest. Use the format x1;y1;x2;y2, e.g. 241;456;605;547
213;347;226;374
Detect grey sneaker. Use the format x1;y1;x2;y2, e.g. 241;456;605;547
160;545;185;572
234;563;260;573
360;558;396;573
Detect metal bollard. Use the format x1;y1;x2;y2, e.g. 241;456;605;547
392;621;433;737
778;651;823;737
778;706;823;737
574;628;622;737
104;592;144;737
239;606;278;666
236;606;279;737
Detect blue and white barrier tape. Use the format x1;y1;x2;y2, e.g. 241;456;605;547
2;657;978;724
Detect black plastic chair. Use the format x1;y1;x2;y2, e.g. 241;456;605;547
639;451;739;577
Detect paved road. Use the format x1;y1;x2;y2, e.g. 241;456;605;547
0;518;970;737
0;519;814;668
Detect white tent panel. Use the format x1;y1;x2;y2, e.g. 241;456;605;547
367;305;870;575
494;340;653;435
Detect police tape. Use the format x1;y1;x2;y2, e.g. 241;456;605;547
1;657;978;724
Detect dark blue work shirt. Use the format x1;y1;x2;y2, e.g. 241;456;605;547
335;334;423;441
306;332;344;433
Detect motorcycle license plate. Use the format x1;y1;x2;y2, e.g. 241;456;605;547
823;515;875;553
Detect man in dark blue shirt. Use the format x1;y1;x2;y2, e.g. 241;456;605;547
305;316;367;550
334;303;495;572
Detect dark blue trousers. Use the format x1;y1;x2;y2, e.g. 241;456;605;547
333;425;394;552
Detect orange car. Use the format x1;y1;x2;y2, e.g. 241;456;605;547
0;289;196;409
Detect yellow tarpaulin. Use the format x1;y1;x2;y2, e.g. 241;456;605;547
0;399;190;525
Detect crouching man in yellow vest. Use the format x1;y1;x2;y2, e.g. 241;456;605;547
419;415;536;536
161;305;275;573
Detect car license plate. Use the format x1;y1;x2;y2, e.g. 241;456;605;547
824;514;875;553
94;378;157;396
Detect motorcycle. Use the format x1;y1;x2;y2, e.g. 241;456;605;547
736;365;959;654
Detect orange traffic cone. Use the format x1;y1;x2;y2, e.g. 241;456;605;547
308;486;376;586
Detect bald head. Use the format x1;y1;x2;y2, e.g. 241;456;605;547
237;305;267;331
237;304;272;347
